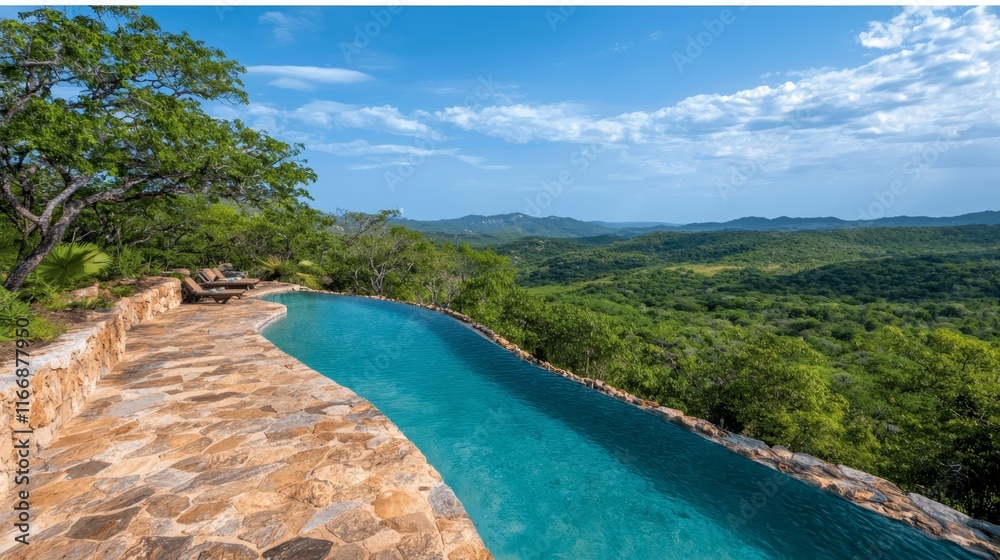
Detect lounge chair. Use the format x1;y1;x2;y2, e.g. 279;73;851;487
197;268;260;289
213;267;259;283
181;277;246;304
217;263;248;278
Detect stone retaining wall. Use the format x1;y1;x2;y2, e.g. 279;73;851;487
0;276;182;497
322;291;999;559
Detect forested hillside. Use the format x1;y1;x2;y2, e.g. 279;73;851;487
5;196;997;523
500;225;1000;285
459;225;1000;524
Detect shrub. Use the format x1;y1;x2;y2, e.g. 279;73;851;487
0;287;60;341
105;285;137;298
102;246;153;280
65;296;115;310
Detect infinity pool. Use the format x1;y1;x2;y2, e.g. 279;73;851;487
261;292;976;560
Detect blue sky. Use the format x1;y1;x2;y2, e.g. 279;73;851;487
37;6;1000;222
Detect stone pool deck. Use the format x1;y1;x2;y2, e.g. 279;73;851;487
0;284;491;560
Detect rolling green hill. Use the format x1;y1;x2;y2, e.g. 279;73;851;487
395;210;1000;242
506;224;1000;286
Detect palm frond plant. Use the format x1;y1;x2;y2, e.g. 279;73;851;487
293;259;324;290
256;255;294;281
35;243;112;289
256;256;324;289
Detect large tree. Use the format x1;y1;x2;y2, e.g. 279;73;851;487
0;7;315;290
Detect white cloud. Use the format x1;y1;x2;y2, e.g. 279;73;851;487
234;101;443;141
267;77;314;91
313;140;448;158
434;7;1000;178
290;101;444;140
436;103;635;144
454;155;511;170
258;11;315;44
649;30;664;41
313;140;508;170
246;66;373;89
858;7;954;49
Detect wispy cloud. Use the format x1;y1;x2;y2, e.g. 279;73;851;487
649;30;664;41
313;140;509;170
604;42;634;53
258;11;316;44
296;102;444;139
421;78;525;104
235;101;443;140
246;66;373;90
436;103;614;143
428;86;463;95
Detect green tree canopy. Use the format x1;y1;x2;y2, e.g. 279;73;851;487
0;7;315;290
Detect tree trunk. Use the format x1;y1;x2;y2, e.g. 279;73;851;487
3;212;75;292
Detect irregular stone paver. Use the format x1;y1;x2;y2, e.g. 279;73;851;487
0;284;491;559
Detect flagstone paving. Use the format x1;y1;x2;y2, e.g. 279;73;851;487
0;284;491;560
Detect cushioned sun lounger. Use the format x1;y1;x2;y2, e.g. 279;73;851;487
217;263;249;277
212;267;259;283
197;269;260;289
182;277;246;304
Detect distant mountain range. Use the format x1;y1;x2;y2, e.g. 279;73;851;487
393;211;1000;240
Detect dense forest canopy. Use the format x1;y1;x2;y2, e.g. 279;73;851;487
478;224;1000;523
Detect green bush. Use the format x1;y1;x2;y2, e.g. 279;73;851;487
65;296;116;310
20;278;66;308
104;285;137;298
102;246;153;280
0;288;60;342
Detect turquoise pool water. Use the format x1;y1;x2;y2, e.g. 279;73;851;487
261;292;977;560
